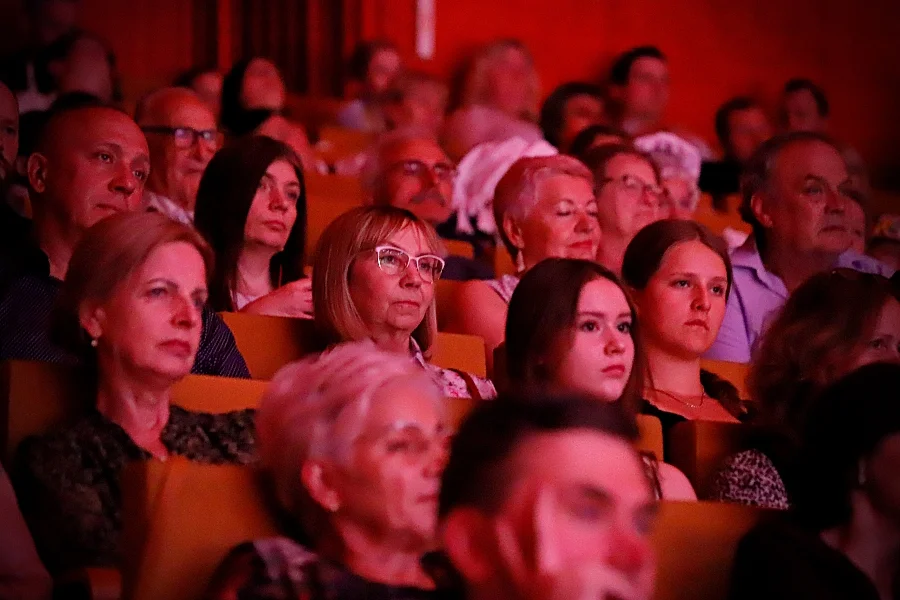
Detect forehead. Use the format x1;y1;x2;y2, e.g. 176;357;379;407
630;56;667;78
385;223;435;253
135;241;207;280
785;89;818;108
247;58;278;76
565;94;603;110
265;158;299;181
371;48;401;67
605;153;656;179
772;140;846;183
383;138;448;165
55;109;148;156
578;277;631;314
363;378;442;430
658;240;727;276
509;430;650;501
730;106;768;125
535;173;594;203
157;95;216;128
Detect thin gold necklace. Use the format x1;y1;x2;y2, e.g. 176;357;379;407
649;388;707;410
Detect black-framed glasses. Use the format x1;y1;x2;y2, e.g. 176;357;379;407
141;126;222;149
388;159;456;182
599;174;664;201
371;245;445;282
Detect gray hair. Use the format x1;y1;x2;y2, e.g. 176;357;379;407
493;155;594;257
255;340;445;533
360;126;444;199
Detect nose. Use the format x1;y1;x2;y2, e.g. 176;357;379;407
111;163;139;198
606;524;653;585
692;286;711;312
824;187;848;214
172;294;200;329
575;209;596;233
193;138;217;162
399;259;424;287
268;187;289;212
603;327;627;356
642;187;660;209
423;438;449;478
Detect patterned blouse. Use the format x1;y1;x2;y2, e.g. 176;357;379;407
206;537;453;600
410;340;496;400
708;449;790;510
484;274;520;304
13;405;256;572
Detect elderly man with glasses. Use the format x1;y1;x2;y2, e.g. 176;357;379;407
135;87;221;224
363;128;492;281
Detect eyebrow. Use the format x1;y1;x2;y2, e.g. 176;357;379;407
382;241;437;257
669;271;729;282
147;277;207;296
577;310;632;320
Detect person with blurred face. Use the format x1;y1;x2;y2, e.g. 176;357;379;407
539;82;606;152
338;41;403;133
440;394;658;600
136;87;220;224
0;106;250;377
381;72;449;137
707;132;892;363
609;47;670;139
0;82;18;188
781;79;829;134
175;67;224;123
715;98;773;166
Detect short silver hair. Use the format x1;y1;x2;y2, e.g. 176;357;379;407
256;340;445;529
361;126;444;198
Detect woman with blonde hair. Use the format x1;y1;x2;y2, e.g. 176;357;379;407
313;205;495;399
446;155;600;370
711;269;900;508
208;341;451;598
443;39;543;160
13;212;255;573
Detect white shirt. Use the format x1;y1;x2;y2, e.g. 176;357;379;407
143;190;194;225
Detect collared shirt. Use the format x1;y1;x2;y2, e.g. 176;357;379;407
0;244;250;378
142;190;194;225
13;405;256;572
706;236;895;363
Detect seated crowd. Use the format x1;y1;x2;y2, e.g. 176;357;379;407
1;15;899;600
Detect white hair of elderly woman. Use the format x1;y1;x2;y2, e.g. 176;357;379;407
255;340;446;518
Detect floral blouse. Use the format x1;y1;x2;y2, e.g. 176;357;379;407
206;537;453;600
708;449;790;510
409;339;496;400
13;405;256;572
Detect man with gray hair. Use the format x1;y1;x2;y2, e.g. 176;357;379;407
363;129;492;280
707;131;892;363
135;87;220;224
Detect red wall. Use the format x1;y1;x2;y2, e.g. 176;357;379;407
364;0;900;187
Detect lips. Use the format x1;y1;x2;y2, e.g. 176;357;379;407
602;364;627;377
264;220;287;232
685;319;709;330
159;340;193;358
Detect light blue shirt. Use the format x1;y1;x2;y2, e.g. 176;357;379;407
706;236;894;363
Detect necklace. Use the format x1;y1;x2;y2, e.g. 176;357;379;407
649;388;707;410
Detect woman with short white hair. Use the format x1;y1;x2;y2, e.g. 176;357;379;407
207;341;451;599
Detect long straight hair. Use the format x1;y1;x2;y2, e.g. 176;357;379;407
194;135;307;312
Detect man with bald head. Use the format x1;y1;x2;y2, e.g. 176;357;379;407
135;87;219;224
0;105;249;377
364;129;492;280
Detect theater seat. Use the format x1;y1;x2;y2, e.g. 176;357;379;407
219;312;488;378
652;501;771;600
700;359;750;400
314;125;374;165
442;239;475;260
436;280;461;331
120;459;280;600
637;414;664;459
665;420;756;498
305;174;365;260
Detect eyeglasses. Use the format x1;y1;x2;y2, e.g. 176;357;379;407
388;159;456;182
600;174;665;201
371;245;445;282
141;126;222;149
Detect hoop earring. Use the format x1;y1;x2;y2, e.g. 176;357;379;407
90;338;98;348
515;251;526;274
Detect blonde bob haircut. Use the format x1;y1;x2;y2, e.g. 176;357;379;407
461;39;540;121
256;340;445;540
54;211;214;356
313;206;445;354
493;154;594;258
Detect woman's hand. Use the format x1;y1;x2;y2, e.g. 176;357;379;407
241;279;313;319
494;488;654;600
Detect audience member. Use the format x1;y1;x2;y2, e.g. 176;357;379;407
13;212;256;572
781;78;869;196
135;87;220;224
447;156;599;369
729;363;900;600
381;71;449;137
443;40;543;160
539;82;605;152
622;220;748;435
580;143;665;274
711;269;900;508
362;129;492;281
568;123;631;158
0;463;51;600
439;394;658;600
706;132;891;363
0;81;17;190
207;341;449;598
337;40;402;132
504;257;696;500
634;131;702;220
220;57;315;170
0;105;250;377
869;214;900;270
194;136;309;316
313;205;496;399
847;198;867;253
174;66;223;121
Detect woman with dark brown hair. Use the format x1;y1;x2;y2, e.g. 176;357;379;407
622;219;747;434
194;135;310;318
504;257;696;500
710;269;900;509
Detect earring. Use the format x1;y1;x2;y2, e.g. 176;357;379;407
515;251;526;274
858;461;868;487
90;338;98;348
